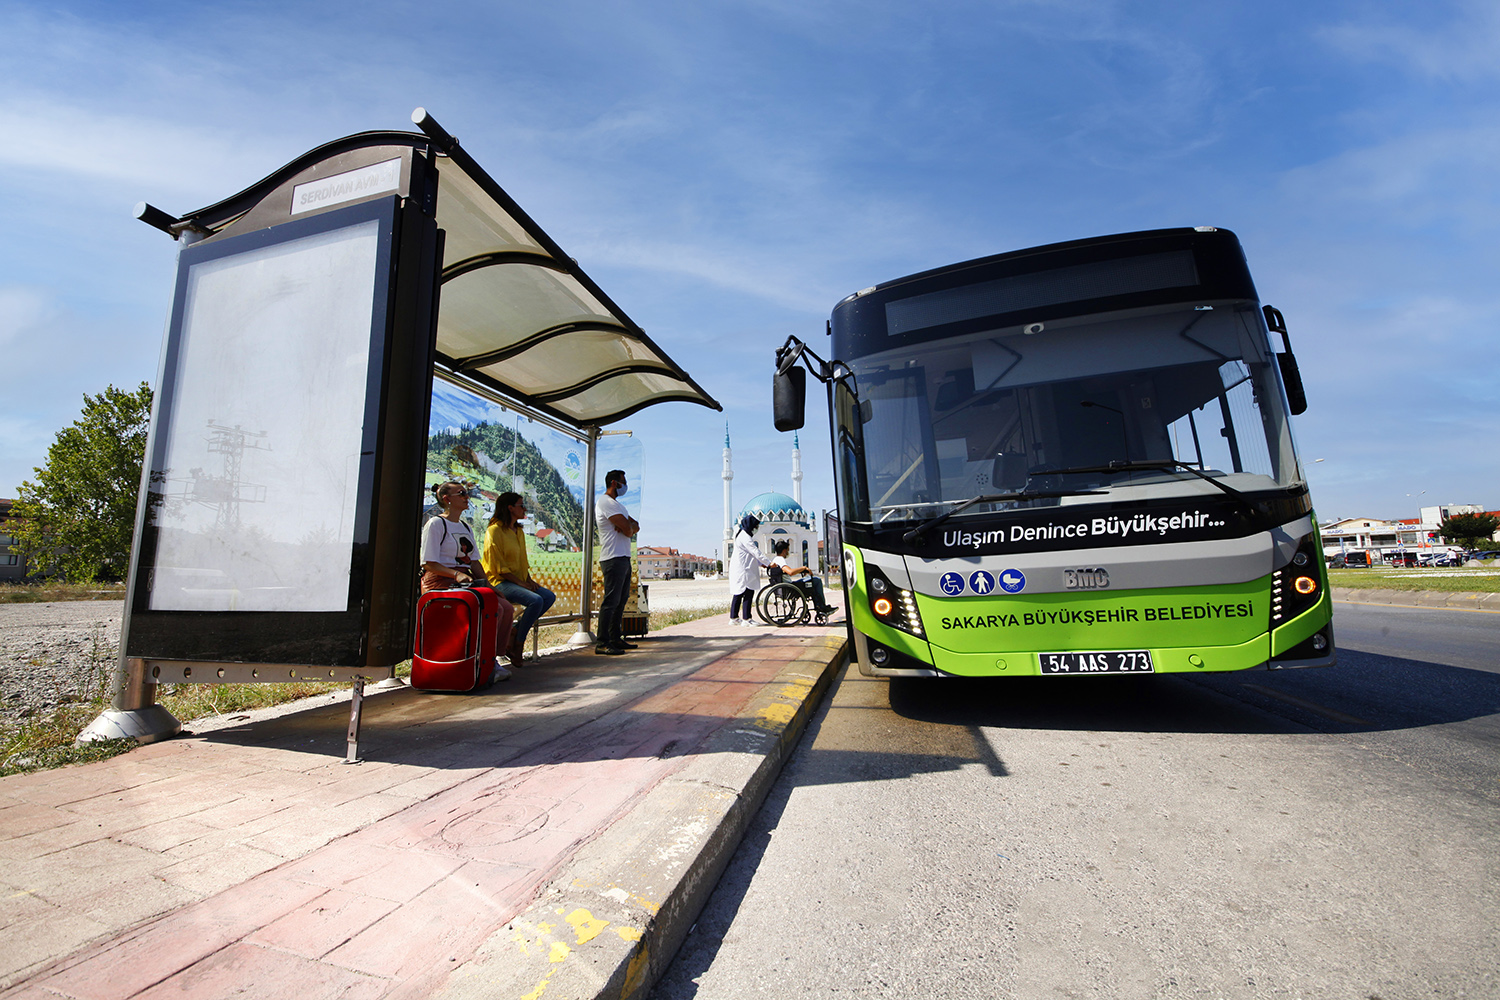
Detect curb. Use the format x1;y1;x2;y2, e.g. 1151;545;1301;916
432;632;847;1000
1332;587;1500;613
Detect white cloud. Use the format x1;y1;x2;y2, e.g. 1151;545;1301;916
1321;2;1500;82
0;286;54;346
0;415;54;492
0;98;266;203
1278;123;1500;228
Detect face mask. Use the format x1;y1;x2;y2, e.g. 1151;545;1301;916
615;482;628;496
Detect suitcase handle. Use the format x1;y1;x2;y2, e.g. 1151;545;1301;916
415;657;481;669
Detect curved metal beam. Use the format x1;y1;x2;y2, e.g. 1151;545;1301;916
453;320;636;371
565;392;725;426
514;364;681;404
440;251;569;284
172;131;432;232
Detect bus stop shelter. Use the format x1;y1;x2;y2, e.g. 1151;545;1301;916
83;108;720;747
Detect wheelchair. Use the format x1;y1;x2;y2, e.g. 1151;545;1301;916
756;580;835;627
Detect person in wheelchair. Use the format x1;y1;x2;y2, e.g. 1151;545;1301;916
769;540;837;618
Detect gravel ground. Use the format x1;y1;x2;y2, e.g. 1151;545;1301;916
0;601;123;729
641;577;736;612
0;580;741;731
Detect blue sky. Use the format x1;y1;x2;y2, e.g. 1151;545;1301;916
2;0;1496;559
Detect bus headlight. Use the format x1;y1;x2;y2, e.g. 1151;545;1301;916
864;566;925;638
1273;534;1325;625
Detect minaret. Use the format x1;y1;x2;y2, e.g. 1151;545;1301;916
722;423;734;576
791;431;803;506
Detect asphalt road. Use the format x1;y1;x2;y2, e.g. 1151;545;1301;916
652;600;1500;999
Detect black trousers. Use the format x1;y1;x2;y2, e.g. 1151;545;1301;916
598;556;631;644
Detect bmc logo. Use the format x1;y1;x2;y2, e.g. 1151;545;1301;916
1064;567;1110;590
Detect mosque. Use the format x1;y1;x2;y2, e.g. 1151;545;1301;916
722;426;819;574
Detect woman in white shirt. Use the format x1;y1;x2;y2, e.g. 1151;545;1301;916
729;514;773;625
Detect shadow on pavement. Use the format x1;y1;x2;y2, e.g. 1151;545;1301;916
884;655;1500;736
188;632;761;769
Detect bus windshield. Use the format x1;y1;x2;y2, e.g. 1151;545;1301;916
840;301;1301;524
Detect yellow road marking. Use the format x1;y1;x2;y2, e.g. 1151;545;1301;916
562;908;608;945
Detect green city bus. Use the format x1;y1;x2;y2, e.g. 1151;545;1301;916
774;227;1334;677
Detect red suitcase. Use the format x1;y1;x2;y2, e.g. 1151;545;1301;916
412;586;501;692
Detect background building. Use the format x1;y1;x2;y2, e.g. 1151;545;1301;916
638;546;714;579
0;499;25;582
722;429;821;575
1319;505;1499;563
738;491;817;571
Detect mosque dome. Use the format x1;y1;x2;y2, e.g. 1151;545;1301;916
739;491;809;527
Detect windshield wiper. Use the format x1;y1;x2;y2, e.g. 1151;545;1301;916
902;487;1105;542
1029;460;1266;508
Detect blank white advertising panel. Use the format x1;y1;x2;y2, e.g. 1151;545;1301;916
148;219;380;612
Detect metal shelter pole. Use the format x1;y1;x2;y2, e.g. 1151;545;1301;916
572;426;600;646
344;676;366;764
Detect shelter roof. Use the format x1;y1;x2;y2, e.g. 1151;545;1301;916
142;110;720;429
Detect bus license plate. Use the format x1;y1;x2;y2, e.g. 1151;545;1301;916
1038;650;1154;675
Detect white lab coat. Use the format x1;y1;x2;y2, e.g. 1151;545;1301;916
729;530;773;593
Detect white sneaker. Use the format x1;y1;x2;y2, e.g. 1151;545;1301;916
491;661;512;681
743;618;765;626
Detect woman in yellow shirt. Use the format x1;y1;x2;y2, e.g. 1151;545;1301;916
483;492;558;665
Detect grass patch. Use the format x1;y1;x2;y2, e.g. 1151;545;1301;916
161;659;414;725
0;581;127;603
1;704;136;776
159;681;346;724
1328;568;1500;593
1;659;418;777
651;603;732;630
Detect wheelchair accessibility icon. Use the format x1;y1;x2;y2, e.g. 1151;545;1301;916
939;572;966;596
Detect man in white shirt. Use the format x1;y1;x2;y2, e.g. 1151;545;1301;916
594;469;638;655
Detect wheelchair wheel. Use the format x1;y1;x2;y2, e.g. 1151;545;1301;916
757;582;811;626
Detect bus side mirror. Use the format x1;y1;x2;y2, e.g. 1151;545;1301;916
1278;354;1308;416
774;366;806;432
1263;305;1308;416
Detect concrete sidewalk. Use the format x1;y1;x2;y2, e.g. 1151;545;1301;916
0;613;847;1000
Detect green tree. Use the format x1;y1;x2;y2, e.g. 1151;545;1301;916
1437;512;1499;550
10;383;154;582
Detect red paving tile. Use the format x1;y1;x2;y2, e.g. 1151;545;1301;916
244;889;400;960
339;849;466;903
131;942;388;1000
34;880;327;1000
320;882;502;980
